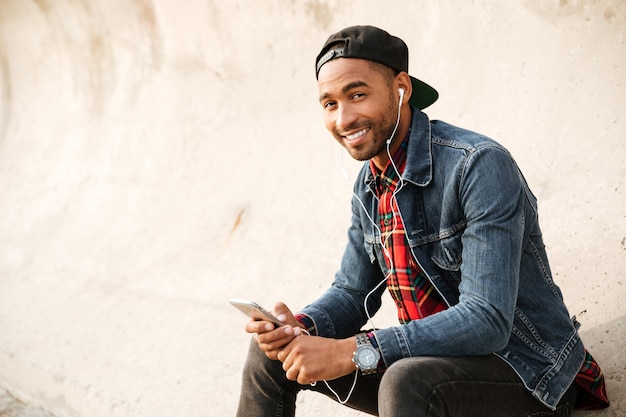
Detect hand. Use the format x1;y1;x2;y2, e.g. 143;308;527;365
277;335;357;384
244;302;304;360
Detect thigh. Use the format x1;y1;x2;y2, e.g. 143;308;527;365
378;355;575;417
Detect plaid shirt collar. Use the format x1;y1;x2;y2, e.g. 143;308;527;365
369;129;411;187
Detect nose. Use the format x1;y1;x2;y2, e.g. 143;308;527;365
335;103;358;132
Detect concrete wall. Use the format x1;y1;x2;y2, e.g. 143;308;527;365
0;1;624;416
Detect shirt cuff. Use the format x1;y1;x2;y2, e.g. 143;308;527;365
294;313;317;336
367;331;387;373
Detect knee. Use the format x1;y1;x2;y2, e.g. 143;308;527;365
380;358;415;393
380;357;439;393
378;357;446;417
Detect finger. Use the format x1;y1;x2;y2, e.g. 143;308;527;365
256;325;295;345
257;335;294;361
283;357;297;380
271;302;291;317
245;320;276;334
262;349;280;361
297;374;313;385
271;302;300;327
286;363;313;385
290;364;315;385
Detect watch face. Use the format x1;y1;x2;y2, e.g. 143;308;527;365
356;346;379;369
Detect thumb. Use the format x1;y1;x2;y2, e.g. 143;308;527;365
271;302;299;327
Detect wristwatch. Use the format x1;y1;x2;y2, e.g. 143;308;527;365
352;333;380;375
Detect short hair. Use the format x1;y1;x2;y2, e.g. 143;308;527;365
366;60;400;86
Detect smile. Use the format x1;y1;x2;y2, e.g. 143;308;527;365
344;128;369;141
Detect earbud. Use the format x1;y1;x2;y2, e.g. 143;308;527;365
386;88;405;146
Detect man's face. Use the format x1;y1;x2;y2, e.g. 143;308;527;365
317;58;398;167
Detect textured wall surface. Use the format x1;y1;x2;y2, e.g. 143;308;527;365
0;1;624;416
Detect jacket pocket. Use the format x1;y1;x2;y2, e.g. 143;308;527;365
511;308;558;359
430;232;463;289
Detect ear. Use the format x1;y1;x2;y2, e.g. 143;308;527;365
395;72;412;105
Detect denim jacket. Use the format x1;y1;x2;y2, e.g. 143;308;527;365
300;109;585;409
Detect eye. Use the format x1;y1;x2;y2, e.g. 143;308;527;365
351;92;365;100
323;100;337;109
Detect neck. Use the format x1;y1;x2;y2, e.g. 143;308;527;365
371;106;412;171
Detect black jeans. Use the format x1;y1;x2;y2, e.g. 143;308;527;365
236;338;576;417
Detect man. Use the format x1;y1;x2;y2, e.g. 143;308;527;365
235;25;609;417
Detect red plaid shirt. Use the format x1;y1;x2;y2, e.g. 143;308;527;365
366;133;608;409
371;137;446;322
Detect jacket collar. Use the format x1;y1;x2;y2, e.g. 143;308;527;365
402;109;433;186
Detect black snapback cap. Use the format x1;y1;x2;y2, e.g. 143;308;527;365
315;25;438;110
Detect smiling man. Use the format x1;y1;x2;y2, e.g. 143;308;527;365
235;25;608;417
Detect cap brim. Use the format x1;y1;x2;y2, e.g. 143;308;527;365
409;76;438;110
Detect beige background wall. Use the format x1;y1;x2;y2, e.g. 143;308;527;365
0;1;624;416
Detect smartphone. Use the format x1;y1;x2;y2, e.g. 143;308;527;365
229;298;285;327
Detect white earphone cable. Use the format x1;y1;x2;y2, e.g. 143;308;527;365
320;90;406;405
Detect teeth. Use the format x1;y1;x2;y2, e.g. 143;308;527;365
345;128;367;140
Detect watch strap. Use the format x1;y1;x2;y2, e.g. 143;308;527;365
355;332;370;347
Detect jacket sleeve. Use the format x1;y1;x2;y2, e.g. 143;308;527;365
373;145;526;366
